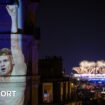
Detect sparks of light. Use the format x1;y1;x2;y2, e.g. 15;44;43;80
72;60;105;74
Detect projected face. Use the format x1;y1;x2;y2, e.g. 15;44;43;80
0;55;13;75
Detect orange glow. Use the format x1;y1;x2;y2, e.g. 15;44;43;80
73;60;105;74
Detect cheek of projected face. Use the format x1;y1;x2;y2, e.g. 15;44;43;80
0;55;13;75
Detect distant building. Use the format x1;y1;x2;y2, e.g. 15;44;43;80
38;56;70;105
39;56;64;79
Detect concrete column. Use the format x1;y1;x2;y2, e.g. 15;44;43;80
32;39;39;105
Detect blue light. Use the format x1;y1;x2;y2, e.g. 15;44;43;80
18;0;23;29
98;81;102;84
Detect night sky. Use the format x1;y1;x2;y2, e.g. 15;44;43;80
39;0;105;74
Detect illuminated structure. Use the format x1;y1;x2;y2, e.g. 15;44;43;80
0;0;39;105
71;60;105;103
73;60;105;81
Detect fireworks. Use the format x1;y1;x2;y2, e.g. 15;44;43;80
73;60;105;74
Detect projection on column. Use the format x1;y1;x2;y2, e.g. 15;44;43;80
0;1;27;105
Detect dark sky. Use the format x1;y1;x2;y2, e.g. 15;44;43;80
39;0;105;74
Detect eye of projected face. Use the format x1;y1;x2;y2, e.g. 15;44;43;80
3;59;8;62
0;58;9;64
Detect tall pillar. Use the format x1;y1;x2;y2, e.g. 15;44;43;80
32;40;40;105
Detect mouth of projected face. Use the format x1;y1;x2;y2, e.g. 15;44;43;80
1;68;6;72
